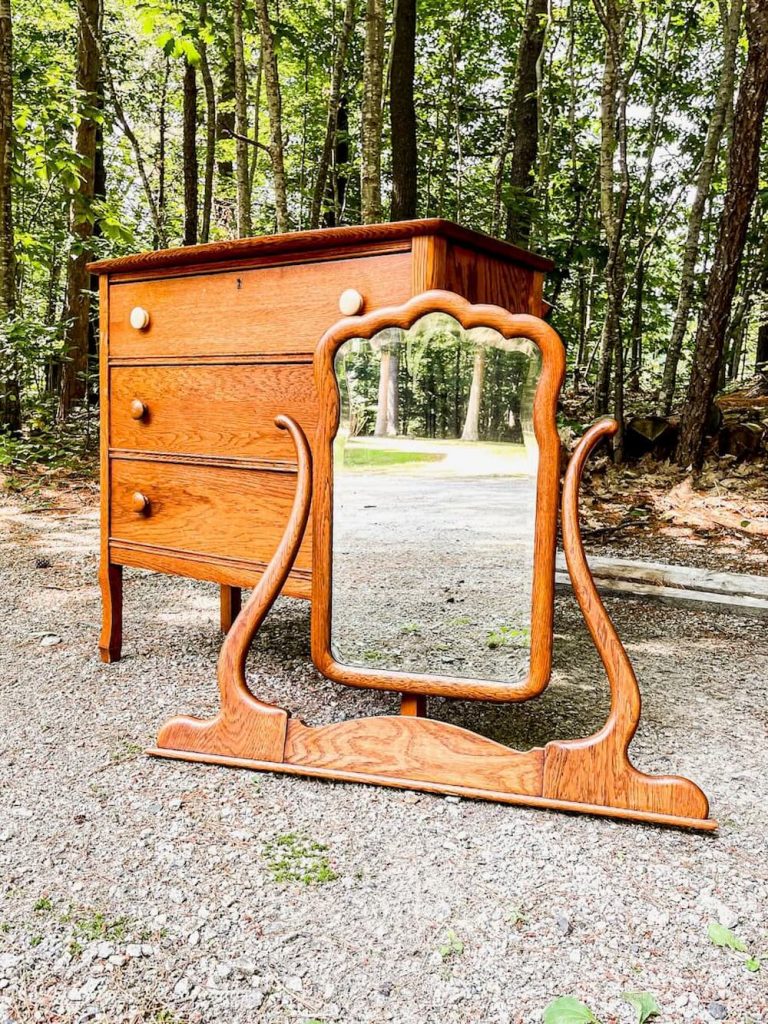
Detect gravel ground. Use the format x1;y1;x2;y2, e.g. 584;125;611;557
1;494;767;1024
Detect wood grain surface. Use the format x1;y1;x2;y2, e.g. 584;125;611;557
89;218;555;277
110;362;318;461
108;253;412;358
109;458;312;571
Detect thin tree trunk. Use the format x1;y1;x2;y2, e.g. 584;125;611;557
659;0;743;413
255;0;288;232
233;0;252;236
0;0;19;433
677;0;768;468
198;0;216;243
58;0;101;421
504;0;548;244
310;0;356;229
461;346;486;441
154;59;170;249
323;91;350;227
389;0;417;221
216;54;235;232
183;58;199;245
361;0;385;224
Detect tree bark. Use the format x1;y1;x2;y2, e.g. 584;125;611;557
183;58;199;246
659;0;743;414
310;0;356;229
389;0;417;221
198;0;216;243
0;0;19;433
503;0;548;245
677;0;768;468
58;0;101;421
361;0;385;224
461;346;486;441
233;0;252;236
255;0;289;232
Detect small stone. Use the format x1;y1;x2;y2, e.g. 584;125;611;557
97;942;114;959
126;944;142;958
444;796;460;804
169;799;182;811
233;958;256;977
0;955;18;973
169;888;186;905
378;981;393;997
555;914;572;936
108;955;127;967
285;975;302;992
67;987;82;1002
242;991;264;1009
215;962;232;979
708;1002;728;1020
140;944;153;957
40;634;62;647
188;930;200;947
173;978;191;998
716;903;739;929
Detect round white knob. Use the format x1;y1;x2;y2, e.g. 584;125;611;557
338;289;364;316
129;307;150;331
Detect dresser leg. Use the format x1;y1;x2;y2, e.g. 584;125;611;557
99;563;123;663
220;585;242;633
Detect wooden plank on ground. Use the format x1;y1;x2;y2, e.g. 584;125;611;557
555;553;768;617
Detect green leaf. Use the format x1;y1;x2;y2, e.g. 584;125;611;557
708;922;748;952
745;957;761;972
542;997;599;1024
622;991;661;1023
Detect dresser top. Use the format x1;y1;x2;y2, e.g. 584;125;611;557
88;218;554;277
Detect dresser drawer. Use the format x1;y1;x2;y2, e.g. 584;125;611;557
108;252;412;359
110;363;318;463
109;459;311;571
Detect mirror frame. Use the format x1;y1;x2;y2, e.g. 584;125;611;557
310;290;565;702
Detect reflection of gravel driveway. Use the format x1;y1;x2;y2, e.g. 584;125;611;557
333;472;536;682
1;496;767;1023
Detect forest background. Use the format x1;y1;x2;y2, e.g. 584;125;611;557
1;0;767;473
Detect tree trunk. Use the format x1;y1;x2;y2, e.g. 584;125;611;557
756;255;768;373
198;0;216;243
233;0;252;236
461;346;486;441
504;0;548;245
58;0;101;421
374;346;399;436
361;0;385;224
389;0;417;221
677;0;768;469
659;0;742;414
183;58;199;246
0;0;18;433
154;59;170;249
255;0;289;232
323;92;350;227
310;0;356;229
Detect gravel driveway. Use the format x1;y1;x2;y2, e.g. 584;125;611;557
1;495;767;1024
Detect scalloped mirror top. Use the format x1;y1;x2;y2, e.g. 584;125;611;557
330;312;542;684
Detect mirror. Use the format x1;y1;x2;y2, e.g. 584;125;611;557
330;312;542;685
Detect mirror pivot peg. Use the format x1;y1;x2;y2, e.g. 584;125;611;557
130;398;147;420
338;289;364;316
131;491;150;514
129;306;151;331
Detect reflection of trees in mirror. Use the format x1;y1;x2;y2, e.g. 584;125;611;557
331;313;543;683
335;312;541;449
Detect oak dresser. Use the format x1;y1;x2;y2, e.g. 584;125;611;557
89;219;553;663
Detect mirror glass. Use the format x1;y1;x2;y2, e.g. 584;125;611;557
331;312;541;684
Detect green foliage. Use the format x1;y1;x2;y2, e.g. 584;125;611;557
487;624;531;650
33;897;52;912
542;997;599;1024
263;833;339;885
621;991;661;1024
437;928;464;961
708;922;748;952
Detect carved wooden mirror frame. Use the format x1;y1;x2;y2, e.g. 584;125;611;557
311;290;565;703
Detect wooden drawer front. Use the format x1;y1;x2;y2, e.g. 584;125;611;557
110;460;311;571
110;363;318;462
108;252;412;358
